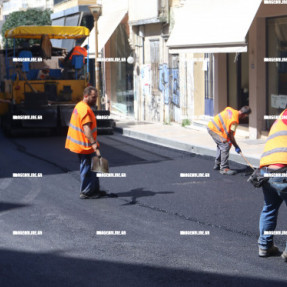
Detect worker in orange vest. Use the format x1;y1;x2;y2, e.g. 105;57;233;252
68;45;88;62
65;86;101;199
257;109;287;260
207;106;251;175
61;45;88;67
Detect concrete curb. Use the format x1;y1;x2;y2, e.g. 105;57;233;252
115;126;260;168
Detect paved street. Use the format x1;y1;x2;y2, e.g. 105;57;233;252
1;130;287;287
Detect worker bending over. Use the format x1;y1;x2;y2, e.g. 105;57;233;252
207;106;251;175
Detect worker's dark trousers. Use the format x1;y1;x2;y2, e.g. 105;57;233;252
207;128;231;170
78;153;100;194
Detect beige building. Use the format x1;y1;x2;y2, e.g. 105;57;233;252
128;0;207;124
167;0;287;139
52;0;287;141
52;0;131;114
128;0;170;122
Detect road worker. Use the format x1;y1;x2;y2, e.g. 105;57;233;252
65;86;101;199
207;106;251;175
68;45;88;62
60;45;88;68
257;109;287;260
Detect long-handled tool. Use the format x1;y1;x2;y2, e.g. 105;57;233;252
240;152;255;170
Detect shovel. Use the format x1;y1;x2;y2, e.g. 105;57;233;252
240;152;255;170
91;156;109;173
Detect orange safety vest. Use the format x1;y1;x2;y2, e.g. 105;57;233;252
259;109;287;167
65;101;98;154
69;46;87;61
207;107;239;142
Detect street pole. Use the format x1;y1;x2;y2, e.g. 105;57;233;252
89;4;102;110
94;17;100;109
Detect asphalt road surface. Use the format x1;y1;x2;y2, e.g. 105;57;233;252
1;130;287;287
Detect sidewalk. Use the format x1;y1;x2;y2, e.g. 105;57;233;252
113;114;266;168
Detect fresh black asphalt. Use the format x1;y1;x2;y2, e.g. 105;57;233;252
1;131;287;287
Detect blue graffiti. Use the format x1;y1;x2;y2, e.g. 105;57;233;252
159;64;169;104
171;69;180;107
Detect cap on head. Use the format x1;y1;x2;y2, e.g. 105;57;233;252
239;106;252;115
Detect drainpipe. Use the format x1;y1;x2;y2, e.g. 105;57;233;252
139;25;145;64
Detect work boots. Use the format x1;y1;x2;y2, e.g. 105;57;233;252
220;168;236;175
258;245;280;257
213;163;220;170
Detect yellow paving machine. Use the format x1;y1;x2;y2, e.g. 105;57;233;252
0;25;114;135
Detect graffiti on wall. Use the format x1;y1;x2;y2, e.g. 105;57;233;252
159;64;180;108
140;64;180;121
140;64;162;122
159;64;169;105
171;68;180;107
141;64;151;98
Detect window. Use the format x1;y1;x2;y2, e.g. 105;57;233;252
54;0;69;5
267;17;287;129
204;54;213;100
204;53;214;116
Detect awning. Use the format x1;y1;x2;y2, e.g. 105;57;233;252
82;9;127;58
5;26;89;39
167;0;262;54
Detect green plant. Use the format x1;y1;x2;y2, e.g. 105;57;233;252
181;119;191;127
2;9;52;48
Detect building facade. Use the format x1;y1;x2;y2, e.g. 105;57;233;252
9;0;285;141
128;0;287;139
52;0;131;114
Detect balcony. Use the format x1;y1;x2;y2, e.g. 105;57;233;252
129;0;168;26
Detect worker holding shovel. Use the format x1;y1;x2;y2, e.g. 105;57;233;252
65;86;102;199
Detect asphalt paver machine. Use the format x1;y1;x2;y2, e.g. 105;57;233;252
0;25;114;135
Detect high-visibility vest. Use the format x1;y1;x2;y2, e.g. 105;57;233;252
65;101;98;154
207;107;239;142
260;109;287;167
69;46;87;61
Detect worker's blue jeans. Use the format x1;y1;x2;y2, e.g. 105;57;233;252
258;168;287;251
78;153;99;195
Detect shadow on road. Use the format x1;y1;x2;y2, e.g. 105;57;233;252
0;248;285;287
116;188;174;205
0;202;28;213
233;166;254;176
